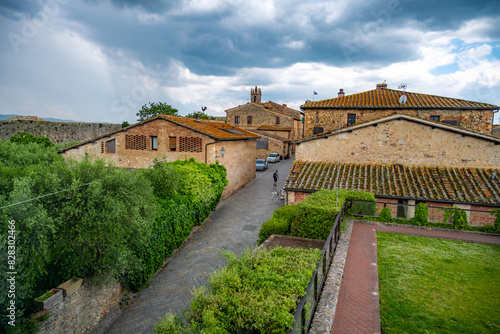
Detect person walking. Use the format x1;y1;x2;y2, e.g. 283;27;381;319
273;170;279;187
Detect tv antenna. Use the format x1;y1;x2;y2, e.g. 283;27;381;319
398;83;407;105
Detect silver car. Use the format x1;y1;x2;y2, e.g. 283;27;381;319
266;153;280;163
256;159;268;171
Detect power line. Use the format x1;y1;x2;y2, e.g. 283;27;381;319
0;182;95;210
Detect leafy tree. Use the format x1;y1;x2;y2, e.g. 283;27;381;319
185;111;214;120
122;121;130;128
10;132;53;147
137;102;178;121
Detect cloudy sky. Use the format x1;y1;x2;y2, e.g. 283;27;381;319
1;0;499;124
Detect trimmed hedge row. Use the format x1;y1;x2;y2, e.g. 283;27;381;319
258;189;376;244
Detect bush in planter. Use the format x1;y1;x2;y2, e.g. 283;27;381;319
413;203;429;225
343;190;376;216
452;209;468;229
379;207;392;222
291;190;345;240
257;205;299;244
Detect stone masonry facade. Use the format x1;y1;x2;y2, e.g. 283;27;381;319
60;118;256;199
304;108;494;138
0;120;121;143
37;279;122;334
296;118;500;169
227;103;295;132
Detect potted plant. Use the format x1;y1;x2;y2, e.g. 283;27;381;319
34;289;63;311
57;277;83;298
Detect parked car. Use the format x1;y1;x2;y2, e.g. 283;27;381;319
266;153;280;163
256;159;268;171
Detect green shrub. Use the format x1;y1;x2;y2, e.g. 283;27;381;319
413;203;428;225
379;207;392;222
180;247;322;334
489;208;500;228
127;159;227;290
343;190;376;216
452;209;468;229
10;132;53;147
257;205;298;244
291;190;345;240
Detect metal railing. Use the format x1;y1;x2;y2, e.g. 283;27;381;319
287;204;345;334
349;200;496;225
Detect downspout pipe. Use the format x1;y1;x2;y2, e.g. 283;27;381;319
205;140;219;164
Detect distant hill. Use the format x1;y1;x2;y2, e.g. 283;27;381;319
0;114;82;122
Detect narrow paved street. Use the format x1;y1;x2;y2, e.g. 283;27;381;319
95;157;295;334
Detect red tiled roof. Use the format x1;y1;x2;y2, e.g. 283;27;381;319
257;125;293;131
59;115;257;153
284;161;500;205
249;129;291;142
226;101;303;120
302;86;499;110
164;116;259;140
264;101;303;120
295;114;500;144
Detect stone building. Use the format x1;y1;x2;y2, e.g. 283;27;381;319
225;87;304;146
250;129;291;159
284;114;500;226
59;115;259;198
301;83;499;137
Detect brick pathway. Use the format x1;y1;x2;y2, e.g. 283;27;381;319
332;221;500;334
331;222;381;334
92;158;295;334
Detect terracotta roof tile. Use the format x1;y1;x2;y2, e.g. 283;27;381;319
58;115;258;153
284;161;500;205
256;125;293;131
302;87;499;110
162;116;259;140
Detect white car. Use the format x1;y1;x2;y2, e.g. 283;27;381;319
266;153;280;163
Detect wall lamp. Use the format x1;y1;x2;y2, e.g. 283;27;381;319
216;147;226;159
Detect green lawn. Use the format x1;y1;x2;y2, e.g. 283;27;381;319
377;232;500;334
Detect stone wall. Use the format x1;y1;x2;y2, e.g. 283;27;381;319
37;279;122;334
61;118;257;199
303;108;494;137
226;103;295;131
0;120;121;143
256;136;288;159
206;139;257;199
296;118;500;168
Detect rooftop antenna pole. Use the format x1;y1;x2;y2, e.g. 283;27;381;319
336;115;340;205
398;83;407;106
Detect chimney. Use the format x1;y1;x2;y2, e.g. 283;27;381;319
338;88;345;97
196;112;200;122
376;82;388;89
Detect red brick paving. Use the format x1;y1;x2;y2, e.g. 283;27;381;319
332;222;381;334
332;221;500;334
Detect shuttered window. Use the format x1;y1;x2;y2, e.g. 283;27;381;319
169;137;177;151
106;139;116;153
257;138;269;149
347;114;356;126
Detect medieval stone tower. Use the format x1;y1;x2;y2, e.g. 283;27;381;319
251;86;262;103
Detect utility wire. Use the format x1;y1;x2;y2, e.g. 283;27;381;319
0;182;95;210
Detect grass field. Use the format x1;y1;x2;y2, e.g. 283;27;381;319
377;232;500;334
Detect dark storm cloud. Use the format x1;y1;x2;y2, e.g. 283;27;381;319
80;0;499;74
